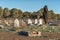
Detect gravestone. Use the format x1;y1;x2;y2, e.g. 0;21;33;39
27;19;32;26
34;19;38;25
14;18;19;28
38;18;43;26
20;20;26;28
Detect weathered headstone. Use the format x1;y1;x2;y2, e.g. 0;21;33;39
27;19;32;26
38;18;43;26
38;32;41;36
14;18;19;28
34;19;38;25
20;20;26;28
43;5;48;24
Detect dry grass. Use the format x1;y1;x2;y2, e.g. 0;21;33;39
0;26;60;40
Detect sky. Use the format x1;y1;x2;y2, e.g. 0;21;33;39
0;0;60;14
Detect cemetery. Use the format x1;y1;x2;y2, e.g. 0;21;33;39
0;5;60;40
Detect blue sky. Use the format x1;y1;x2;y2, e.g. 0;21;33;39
0;0;60;14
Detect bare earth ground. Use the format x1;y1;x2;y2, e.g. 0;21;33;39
0;31;60;40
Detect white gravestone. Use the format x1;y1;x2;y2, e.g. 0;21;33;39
27;19;32;25
34;19;38;25
14;18;19;27
38;18;43;26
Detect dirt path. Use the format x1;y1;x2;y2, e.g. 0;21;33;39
0;31;60;40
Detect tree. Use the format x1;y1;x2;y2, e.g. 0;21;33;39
37;8;44;19
49;10;56;19
32;12;37;19
3;8;10;18
18;9;23;18
43;5;49;24
23;11;31;18
56;14;60;20
0;6;3;18
10;8;19;18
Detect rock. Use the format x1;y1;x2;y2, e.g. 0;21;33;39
38;32;41;36
29;31;41;37
48;22;58;26
4;20;10;26
0;25;4;29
